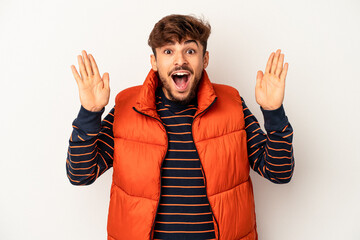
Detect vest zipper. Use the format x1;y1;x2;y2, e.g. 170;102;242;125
191;97;221;239
133;96;219;239
132;107;168;240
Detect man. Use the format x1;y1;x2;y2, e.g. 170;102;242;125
67;14;294;240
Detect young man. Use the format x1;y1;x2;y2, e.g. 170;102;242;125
67;14;294;240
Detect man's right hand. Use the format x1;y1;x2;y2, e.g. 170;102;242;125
71;50;110;112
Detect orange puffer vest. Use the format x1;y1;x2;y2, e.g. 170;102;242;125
108;69;258;240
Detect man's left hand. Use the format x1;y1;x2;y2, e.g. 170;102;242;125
255;49;289;110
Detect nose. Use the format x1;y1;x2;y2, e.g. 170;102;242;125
173;52;187;66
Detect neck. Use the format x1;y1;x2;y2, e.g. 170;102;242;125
159;87;197;110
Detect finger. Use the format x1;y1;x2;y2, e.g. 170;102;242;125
82;50;93;76
275;53;284;77
265;52;274;74
103;72;110;89
280;62;289;82
256;70;263;88
271;49;281;74
71;65;82;85
77;55;87;79
89;54;100;76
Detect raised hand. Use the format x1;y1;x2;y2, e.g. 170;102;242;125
255;49;289;110
71;50;110;112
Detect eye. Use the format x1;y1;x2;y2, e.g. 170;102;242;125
164;49;172;54
187;49;196;54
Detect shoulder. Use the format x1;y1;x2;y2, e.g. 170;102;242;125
212;83;243;104
115;85;142;103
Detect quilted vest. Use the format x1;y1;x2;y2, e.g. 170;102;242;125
108;69;258;240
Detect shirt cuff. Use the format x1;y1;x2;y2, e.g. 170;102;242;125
72;105;105;133
260;104;289;132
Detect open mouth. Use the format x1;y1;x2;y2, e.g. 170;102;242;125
171;71;190;91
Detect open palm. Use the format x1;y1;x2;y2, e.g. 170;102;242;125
71;50;110;112
255;49;289;110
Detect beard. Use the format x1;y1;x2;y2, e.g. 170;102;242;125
158;66;202;105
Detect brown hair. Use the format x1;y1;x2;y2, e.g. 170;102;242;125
148;14;211;56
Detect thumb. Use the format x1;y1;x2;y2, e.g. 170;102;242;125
102;72;110;89
256;70;263;88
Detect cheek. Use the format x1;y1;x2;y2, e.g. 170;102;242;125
194;58;204;70
157;63;168;75
194;64;204;75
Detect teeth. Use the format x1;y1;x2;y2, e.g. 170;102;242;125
173;72;189;76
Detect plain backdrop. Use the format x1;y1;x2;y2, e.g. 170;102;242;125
1;0;359;239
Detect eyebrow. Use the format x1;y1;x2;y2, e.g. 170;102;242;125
184;40;199;47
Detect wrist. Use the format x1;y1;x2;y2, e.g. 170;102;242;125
260;104;282;111
260;104;288;131
83;105;105;112
73;105;105;133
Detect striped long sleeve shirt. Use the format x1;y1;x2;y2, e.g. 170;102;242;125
66;88;294;237
152;88;216;239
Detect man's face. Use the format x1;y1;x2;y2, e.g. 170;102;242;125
150;39;209;105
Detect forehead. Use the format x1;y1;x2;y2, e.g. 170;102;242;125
161;38;200;48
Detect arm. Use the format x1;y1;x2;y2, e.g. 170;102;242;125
66;105;115;185
244;49;294;183
67;50;113;185
242;98;294;183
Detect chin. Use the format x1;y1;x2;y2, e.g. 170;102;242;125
158;71;199;105
170;90;196;105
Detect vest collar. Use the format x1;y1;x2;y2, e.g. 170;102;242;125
134;69;217;119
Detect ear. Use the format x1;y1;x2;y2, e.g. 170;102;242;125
150;54;158;72
203;51;209;69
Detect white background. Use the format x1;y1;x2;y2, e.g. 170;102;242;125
1;0;359;239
